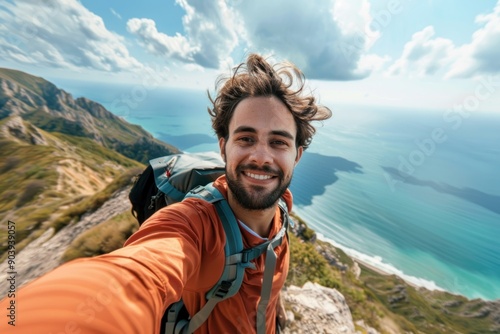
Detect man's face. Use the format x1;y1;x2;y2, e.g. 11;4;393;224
219;96;303;210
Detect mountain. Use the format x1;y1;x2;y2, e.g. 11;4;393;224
0;68;179;164
0;68;499;334
0;67;180;261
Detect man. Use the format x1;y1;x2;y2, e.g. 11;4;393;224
0;54;331;333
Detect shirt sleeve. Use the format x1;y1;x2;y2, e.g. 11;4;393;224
0;200;219;334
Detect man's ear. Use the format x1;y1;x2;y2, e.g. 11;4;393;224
219;137;226;162
295;146;303;166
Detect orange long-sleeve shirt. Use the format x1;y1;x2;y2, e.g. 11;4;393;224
0;176;291;333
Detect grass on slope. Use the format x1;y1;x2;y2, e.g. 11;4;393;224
52;132;142;169
62;210;138;263
0;140;59;213
360;267;496;334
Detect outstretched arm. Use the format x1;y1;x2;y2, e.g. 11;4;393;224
0;203;211;333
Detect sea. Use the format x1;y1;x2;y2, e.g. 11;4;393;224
61;81;500;301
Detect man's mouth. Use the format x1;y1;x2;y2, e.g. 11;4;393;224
245;172;273;180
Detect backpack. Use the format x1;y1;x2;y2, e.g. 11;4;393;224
128;151;290;334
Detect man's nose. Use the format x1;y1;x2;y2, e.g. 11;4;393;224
248;141;273;166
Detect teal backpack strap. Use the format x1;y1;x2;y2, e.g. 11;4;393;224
176;183;251;334
255;199;289;334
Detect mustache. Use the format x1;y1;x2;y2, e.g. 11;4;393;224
235;163;283;178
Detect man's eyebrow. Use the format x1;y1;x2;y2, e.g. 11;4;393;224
270;130;294;140
233;126;257;134
233;126;294;140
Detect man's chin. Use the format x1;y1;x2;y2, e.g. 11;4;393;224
240;190;282;210
227;175;288;210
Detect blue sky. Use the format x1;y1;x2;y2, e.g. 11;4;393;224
0;0;499;112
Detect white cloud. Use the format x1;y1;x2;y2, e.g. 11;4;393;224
127;18;194;61
0;0;142;72
127;0;241;69
126;0;377;80
446;0;500;78
387;1;500;79
358;53;391;73
333;0;376;45
236;0;377;80
387;26;455;78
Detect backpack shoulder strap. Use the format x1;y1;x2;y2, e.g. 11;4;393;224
187;184;244;264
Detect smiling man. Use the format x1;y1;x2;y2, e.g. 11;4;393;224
0;54;331;334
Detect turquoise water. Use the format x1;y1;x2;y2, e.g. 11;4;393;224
63;83;500;301
289;107;500;300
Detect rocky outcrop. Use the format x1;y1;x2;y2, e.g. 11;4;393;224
282;282;357;334
75;97;118;120
1;115;47;145
282;282;380;334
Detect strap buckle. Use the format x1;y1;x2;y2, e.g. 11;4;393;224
213;280;233;299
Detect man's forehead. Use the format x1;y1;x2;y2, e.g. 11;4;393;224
228;96;297;137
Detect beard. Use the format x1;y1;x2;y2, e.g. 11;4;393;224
225;163;291;210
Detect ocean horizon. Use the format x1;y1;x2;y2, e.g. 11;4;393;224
61;81;500;301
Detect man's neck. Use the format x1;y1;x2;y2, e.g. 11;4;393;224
227;194;276;238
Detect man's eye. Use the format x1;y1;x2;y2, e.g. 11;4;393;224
272;140;287;146
238;137;253;143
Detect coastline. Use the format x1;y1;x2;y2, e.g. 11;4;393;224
351;257;420;289
312;232;449;293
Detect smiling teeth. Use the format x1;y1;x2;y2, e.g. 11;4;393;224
247;172;272;180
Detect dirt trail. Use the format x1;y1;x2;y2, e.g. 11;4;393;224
56;158;113;195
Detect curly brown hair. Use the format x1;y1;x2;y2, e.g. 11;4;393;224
208;54;332;150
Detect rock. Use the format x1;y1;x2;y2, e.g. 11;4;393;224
282;282;356;334
1;116;47;145
351;261;361;280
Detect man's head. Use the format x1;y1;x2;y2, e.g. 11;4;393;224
208;54;331;211
208;54;332;151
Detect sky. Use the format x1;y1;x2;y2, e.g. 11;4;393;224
0;0;499;113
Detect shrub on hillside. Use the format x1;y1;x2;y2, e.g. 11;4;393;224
0;156;21;173
16;180;45;207
286;233;341;289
